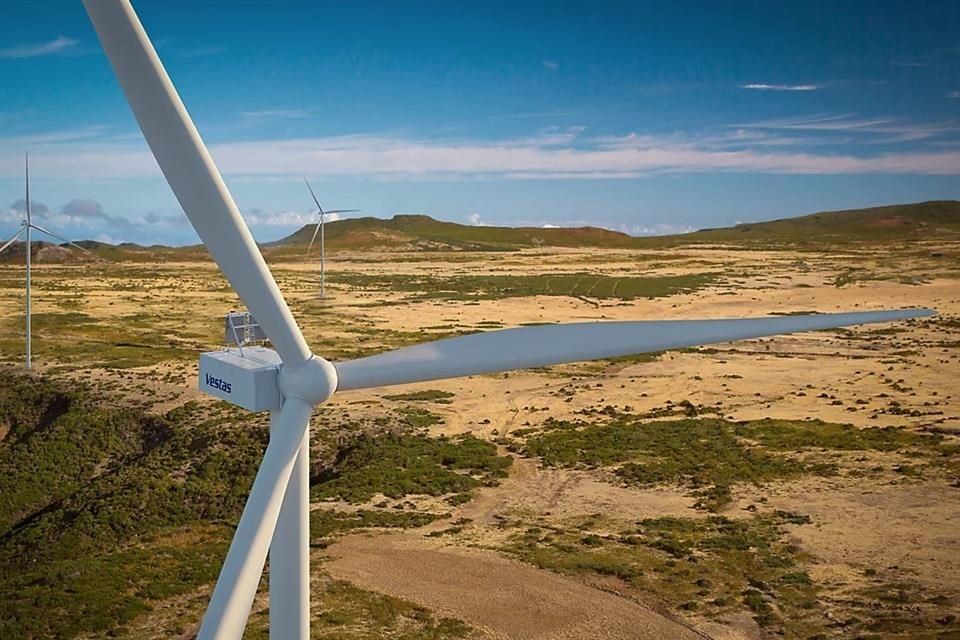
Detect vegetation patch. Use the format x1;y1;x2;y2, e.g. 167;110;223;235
311;509;444;545
503;509;960;639
329;271;718;302
254;578;472;639
0;372;470;638
517;413;949;511
313;432;512;504
384;389;456;404
503;511;822;636
0;523;228;639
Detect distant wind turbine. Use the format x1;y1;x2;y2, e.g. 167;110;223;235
302;177;358;298
0;152;93;369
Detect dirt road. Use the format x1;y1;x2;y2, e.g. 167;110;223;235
325;532;710;640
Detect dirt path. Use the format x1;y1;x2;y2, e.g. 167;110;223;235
456;456;695;530
325;532;710;640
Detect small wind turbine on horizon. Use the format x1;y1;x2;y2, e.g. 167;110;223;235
0;152;93;369
82;1;934;638
302;177;358;298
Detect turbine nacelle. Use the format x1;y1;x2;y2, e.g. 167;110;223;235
199;348;336;411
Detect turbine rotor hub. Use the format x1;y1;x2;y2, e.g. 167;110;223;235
278;354;337;407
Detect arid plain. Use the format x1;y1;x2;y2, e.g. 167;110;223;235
0;227;958;639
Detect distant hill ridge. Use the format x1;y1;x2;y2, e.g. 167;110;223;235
690;200;960;243
270;213;637;251
0;200;957;263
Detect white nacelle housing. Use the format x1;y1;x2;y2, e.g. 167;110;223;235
199;347;282;412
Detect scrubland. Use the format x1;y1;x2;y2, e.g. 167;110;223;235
0;236;957;639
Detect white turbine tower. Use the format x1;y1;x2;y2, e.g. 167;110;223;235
302;177;358;298
0;152;93;369
83;1;934;638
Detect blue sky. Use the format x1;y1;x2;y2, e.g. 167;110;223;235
1;0;958;246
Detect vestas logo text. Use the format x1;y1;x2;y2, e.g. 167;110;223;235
205;374;232;394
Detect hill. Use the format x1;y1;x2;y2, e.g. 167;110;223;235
271;213;638;252
1;201;957;264
0;241;101;264
683;200;960;246
272;201;960;253
0;240;203;265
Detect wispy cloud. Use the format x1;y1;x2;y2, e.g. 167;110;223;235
948;91;960;99
733;113;960;143
144;211;189;226
738;83;823;91
542;59;559;71
0;36;79;59
4;125;960;181
514;126;586;147
243;208;322;226
0;125;108;147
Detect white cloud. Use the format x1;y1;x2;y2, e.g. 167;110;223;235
948;91;960;99
143;211;189;226
738;83;823;91
731;113;960;143
627;223;695;236
3;125;960;182
1;208;23;226
514;126;586;147
0;36;79;59
465;213;482;225
243;209;316;226
542;59;559;71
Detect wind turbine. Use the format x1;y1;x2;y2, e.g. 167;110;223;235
83;1;934;638
0;152;93;369
302;177;358;298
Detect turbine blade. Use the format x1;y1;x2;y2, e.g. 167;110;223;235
29;224;93;255
334;309;934;391
0;227;24;254
306;222;321;255
302;177;323;215
198;397;312;640
323;209;360;214
25;152;31;225
84;0;311;365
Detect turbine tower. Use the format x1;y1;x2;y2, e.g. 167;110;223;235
82;1;935;638
0;152;92;369
302;177;358;298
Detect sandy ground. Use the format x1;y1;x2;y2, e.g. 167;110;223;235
325;533;708;640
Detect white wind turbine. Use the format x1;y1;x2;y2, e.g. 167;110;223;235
302;177;358;298
83;1;934;638
0;152;93;369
